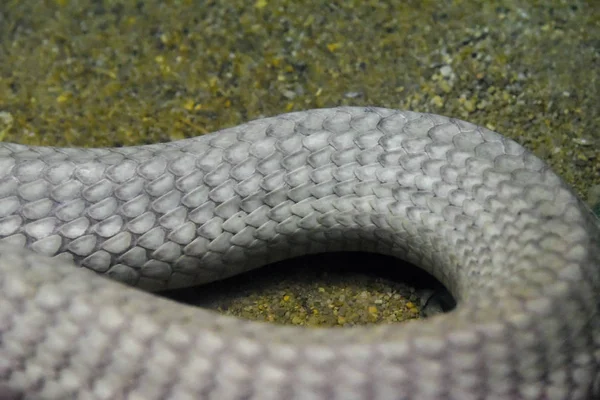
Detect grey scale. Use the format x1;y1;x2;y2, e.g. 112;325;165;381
0;107;599;399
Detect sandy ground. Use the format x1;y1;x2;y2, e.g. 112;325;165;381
1;0;598;325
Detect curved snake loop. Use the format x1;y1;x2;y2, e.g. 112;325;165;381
0;107;598;399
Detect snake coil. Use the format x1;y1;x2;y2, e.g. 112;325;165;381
0;107;598;399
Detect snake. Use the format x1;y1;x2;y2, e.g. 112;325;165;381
0;107;598;400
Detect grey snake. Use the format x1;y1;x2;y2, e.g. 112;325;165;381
0;107;598;399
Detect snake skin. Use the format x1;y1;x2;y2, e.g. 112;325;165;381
0;107;599;400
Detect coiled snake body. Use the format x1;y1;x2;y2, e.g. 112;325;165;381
0;107;598;399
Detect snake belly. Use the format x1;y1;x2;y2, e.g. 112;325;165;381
0;107;598;400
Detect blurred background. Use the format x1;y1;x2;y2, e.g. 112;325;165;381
0;0;598;325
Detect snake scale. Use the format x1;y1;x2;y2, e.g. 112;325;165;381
0;107;598;400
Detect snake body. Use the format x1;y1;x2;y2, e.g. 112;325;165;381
0;107;598;399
